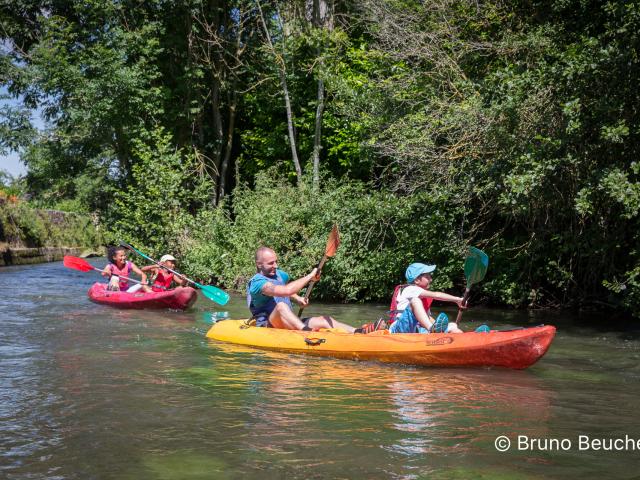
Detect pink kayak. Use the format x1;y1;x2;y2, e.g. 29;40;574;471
87;282;197;310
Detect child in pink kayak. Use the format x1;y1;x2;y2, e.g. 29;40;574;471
141;254;187;291
102;246;152;293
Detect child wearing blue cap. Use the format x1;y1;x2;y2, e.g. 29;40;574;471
388;262;466;334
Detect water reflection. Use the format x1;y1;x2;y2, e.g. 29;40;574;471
200;342;552;477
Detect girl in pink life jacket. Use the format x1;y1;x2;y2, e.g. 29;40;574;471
101;246;152;293
140;254;187;292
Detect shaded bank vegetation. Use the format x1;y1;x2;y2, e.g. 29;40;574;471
0;199;102;250
1;0;639;315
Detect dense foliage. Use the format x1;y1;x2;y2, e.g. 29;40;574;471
1;0;639;315
163;172;465;302
0;199;102;249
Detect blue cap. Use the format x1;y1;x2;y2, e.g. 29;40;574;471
405;263;436;283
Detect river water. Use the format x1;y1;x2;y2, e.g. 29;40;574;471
2;260;640;479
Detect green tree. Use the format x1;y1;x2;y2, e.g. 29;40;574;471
107;127;213;251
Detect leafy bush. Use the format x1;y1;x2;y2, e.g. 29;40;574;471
0;202;47;247
103;127;213;253
171;172;467;302
158;170;640;316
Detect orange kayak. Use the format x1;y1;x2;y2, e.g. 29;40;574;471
206;320;556;369
88;282;197;310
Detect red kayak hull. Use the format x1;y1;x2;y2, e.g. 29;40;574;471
87;282;197;310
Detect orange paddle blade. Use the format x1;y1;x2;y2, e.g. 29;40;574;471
63;255;94;272
324;224;340;258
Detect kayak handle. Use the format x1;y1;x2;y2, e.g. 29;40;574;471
304;337;326;346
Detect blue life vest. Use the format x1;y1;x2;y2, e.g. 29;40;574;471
246;270;292;327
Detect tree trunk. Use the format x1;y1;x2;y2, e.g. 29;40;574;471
279;69;303;181
256;0;303;184
210;76;224;206
307;0;333;189
312;75;324;188
193;0;251;202
218;87;238;200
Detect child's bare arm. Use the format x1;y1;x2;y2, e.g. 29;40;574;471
130;263;148;284
420;290;466;308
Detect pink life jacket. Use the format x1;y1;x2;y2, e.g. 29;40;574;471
388;284;433;324
109;261;132;291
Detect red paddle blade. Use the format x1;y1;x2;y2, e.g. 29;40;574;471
325;224;340;258
63;255;94;272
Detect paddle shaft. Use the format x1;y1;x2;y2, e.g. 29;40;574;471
455;288;471;323
64;255;166;290
93;266;154;287
297;256;328;317
120;243;193;284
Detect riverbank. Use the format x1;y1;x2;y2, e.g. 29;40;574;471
0;201;102;266
0;246;100;266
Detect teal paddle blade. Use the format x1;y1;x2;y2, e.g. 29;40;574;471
197;283;230;306
464;246;489;288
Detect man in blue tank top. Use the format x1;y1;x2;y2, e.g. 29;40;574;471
247;247;359;331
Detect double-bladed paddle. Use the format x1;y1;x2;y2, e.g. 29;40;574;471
63;255;158;288
298;224;340;317
119;242;229;305
455;246;489;323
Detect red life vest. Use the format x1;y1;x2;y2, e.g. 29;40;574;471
152;270;174;292
388;284;433;324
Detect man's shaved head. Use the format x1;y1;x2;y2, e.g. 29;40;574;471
255;246;276;263
255;247;278;275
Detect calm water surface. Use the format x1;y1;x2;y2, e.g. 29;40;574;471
2;260;640;479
